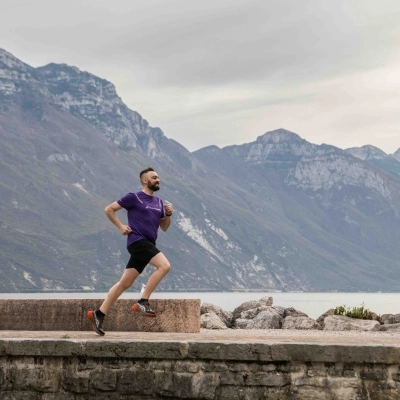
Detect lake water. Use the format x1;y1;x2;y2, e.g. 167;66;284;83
0;292;399;319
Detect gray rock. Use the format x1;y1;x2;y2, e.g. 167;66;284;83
247;309;281;329
240;305;274;320
282;316;322;330
201;302;233;327
201;313;228;330
259;296;273;306
232;297;274;322
232;300;262;321
283;307;308;318
379;323;400;331
381;313;400;324
323;315;380;331
316;308;336;328
234;318;252;329
272;306;286;317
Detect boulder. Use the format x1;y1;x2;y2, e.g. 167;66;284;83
201;302;233;327
240;305;274;320
234;318;252;329
259;296;273;306
200;313;228;330
283;307;308;318
232;297;274;321
323;315;380;332
273;306;286;317
232;300;262;321
379;323;400;332
247;309;281;329
316;308;336;328
282;316;322;330
381;313;400;325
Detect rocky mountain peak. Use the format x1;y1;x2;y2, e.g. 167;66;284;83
346;145;387;161
0;50;173;157
0;48;32;72
241;129;313;165
392;148;400;162
256;128;303;144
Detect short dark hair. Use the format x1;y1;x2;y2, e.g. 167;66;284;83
140;167;155;179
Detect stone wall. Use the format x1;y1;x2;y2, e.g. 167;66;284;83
0;299;200;333
1;338;400;399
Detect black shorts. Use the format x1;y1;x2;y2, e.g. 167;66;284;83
126;240;161;274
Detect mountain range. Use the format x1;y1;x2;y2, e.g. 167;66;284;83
1;48;400;293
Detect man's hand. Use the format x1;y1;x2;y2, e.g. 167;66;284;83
164;202;174;216
120;225;132;235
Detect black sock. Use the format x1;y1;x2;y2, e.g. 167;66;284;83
138;298;148;304
96;309;106;318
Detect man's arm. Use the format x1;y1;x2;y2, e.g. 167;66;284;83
160;215;171;232
104;201;132;235
160;202;173;232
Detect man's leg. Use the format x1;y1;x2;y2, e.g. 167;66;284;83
142;252;170;299
100;268;140;314
87;268;139;336
132;252;170;317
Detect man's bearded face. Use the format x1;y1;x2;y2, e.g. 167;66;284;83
148;181;160;191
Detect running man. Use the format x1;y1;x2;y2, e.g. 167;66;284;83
87;167;173;336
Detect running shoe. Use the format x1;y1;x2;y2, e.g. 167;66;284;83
132;301;156;317
87;310;105;336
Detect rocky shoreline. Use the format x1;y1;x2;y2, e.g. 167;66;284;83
201;295;400;332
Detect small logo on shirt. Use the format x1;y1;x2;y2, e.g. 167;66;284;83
146;206;161;211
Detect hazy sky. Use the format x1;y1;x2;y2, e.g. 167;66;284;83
2;0;400;153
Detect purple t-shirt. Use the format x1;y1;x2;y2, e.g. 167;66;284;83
117;191;165;247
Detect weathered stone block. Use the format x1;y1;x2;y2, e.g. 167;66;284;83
194;372;220;400
343;369;356;378
84;340;186;359
246;372;291;387
187;342;271;361
0;392;39;400
153;370;175;396
230;363;250;372
215;385;265;400
8;367;59;392
0;300;82;331
148;360;173;371
5;339;82;357
90;369;117;391
42;394;74;400
174;361;200;373
261;363;277;372
0;298;200;333
326;366;343;377
154;370;202;398
201;362;228;372
360;369;388;381
270;343;400;364
220;371;244;386
76;358;98;372
293;386;339;400
62;371;89;393
119;369;154;395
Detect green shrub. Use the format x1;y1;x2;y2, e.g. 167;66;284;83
334;303;381;323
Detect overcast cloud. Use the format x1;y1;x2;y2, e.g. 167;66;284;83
2;0;400;152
